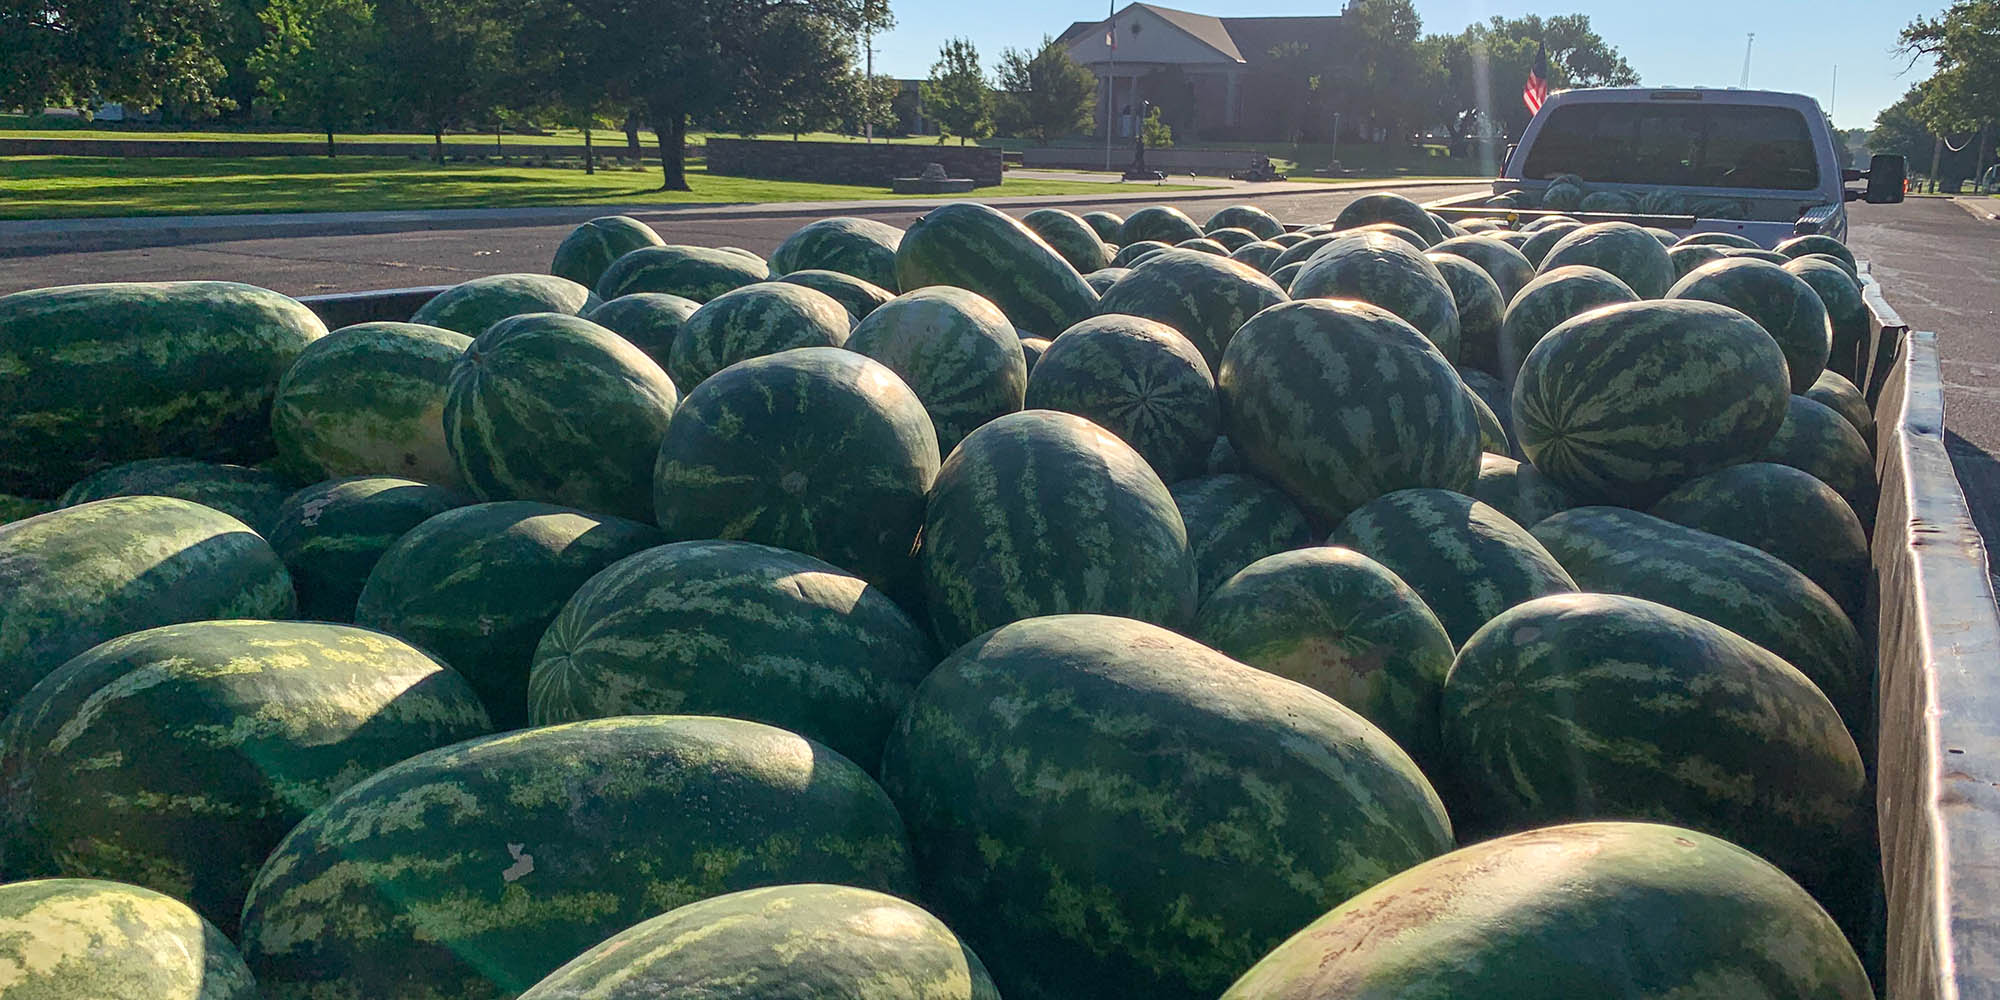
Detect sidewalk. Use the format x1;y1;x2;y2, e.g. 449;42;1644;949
0;178;1480;258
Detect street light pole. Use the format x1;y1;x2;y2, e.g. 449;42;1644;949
863;24;874;143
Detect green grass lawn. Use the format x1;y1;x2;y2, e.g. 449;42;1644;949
0;115;998;149
0;156;1204;220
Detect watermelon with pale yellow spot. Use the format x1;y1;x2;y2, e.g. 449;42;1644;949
0;877;259;1000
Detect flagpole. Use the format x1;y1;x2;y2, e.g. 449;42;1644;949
1104;2;1115;172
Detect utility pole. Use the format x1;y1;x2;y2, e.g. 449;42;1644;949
1104;4;1116;171
863;24;874;143
1740;34;1754;88
1828;65;1837;119
1931;135;1944;193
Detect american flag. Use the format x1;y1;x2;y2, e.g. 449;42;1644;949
1105;0;1116;49
1523;41;1550;114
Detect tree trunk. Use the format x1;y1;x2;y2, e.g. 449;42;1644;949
625;113;642;160
656;113;689;191
495;123;503;158
433;126;444;165
325;118;336;158
583;125;595;175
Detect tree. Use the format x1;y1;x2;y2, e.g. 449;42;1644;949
1329;0;1428;141
0;0;232;114
509;0;619;172
1871;84;1984;190
1900;1;2000;184
710;9;857;140
923;38;991;145
1261;42;1326;145
373;0;512;164
845;73;901;137
993;36;1096;146
249;0;379;155
1141;105;1173;149
1424;14;1637;147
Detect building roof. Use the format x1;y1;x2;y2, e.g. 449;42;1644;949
1058;3;1341;68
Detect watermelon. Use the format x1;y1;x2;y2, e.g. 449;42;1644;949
1668;242;1728;278
776;268;896;321
1024;315;1217;483
265;475;472;620
58;457;294;535
1637;189;1688;215
1538;183;1583;211
843;288;1026;454
1785;257;1872;383
1082;267;1129;293
1642;225;1679;245
0;495;51;527
1332;192;1445;245
0;878;258;1000
1470;452;1573;528
529;540;934;766
1537;221;1676;298
1174;237;1230;256
895;203;1098;337
1021;208;1112;273
1228;240;1284;273
516;884;999;1000
1018;336;1051;372
1116;205;1204;245
770;216;903;290
0;281;327;497
582;292;698;364
239;715;919;1000
919;411;1195;648
1720;247;1794;264
1577;190;1636;214
1168;473;1314;603
409;273;595;335
1194;547;1453;764
1220;821;1872;1000
0;496;295;721
549;216;664;290
1651;462;1868;616
1268;232;1311;248
1;620;492;934
652;347;939;596
1331;488;1576;646
1207;435;1243;474
1219;299;1481;527
445;313;679;520
1800;250;1861;281
1270;260;1307;290
1110;240;1170;268
594;245;771;302
1669;258;1831;392
352;501;662;728
1532;505;1868;730
1426;252;1504;373
1512;300;1790;507
1204;204;1284;239
1201;228;1260;253
1807;368;1875;446
1345;222;1431;250
1289;233;1462;360
669;284;854;398
717;246;764;262
879;614;1453;1000
1464;385;1509;454
1457;367;1513;450
1430;234;1536;304
1490;230;1533;251
1776;234;1857;273
1523;211;1580;230
1091;249;1286;369
1081;210;1124;241
1519;221;1582;265
1269;233;1338;271
1440;593;1864;893
1676;231;1762;249
270;320;471;489
1762;394;1878;529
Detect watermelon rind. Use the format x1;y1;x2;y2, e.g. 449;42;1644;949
265;475;473;621
894;203;1098;338
549;216;665;291
1650;462;1868;616
410;273;596;335
58;457;296;536
770;216;904;290
1091;248;1286;369
1332;192;1445;245
1116;205;1205;246
594;244;771;302
0;877;259;1000
1668;258;1832;393
845;287;1026;455
1169;473;1314;604
666;280;852;391
776;268;896;322
1288;233;1462;361
1025;314;1218;484
583;292;700;365
1537;221;1676;299
271;320;470;488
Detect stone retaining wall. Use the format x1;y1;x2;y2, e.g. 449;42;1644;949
705;139;1003;188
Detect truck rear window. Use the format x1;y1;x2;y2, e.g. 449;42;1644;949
1521;103;1820;191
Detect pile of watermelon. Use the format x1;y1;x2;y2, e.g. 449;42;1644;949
1487;174;1753;221
0;193;1885;1000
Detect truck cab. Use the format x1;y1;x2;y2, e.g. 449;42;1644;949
1428;87;1904;247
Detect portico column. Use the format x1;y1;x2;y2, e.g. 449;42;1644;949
1224;71;1240;127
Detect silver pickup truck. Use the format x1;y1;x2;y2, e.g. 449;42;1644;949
1427;87;1906;247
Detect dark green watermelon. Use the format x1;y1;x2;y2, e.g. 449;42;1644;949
1229;240;1285;273
770;216;903;290
594;245;771;302
1201;227;1261;252
1519;221;1583;265
1457;367;1514;453
410;273;596;335
1669;258;1832;393
1345;222;1431;250
1806;368;1875;446
1675;231;1761;249
1430;234;1536;304
1024;315;1217;483
1090;248;1287;369
1019;336;1051;372
1021;208;1112;273
1497;265;1638;383
895;203;1098;337
1537;221;1676;298
270;320;470;488
1333;192;1444;245
0;878;258;1000
1175;236;1231;256
666;281;851;391
1204;204;1283;239
1650;462;1868;616
1169;473;1314;603
583;292;699;365
1110;240;1171;268
845;287;1027;454
266;475;473;620
1785;257;1872;384
549;216;664;290
1426;253;1504;373
1081;210;1124;241
774;269;896;322
1470;452;1573;528
1288;233;1461;361
58;457;294;535
1668;242;1728;279
1776;234;1856;274
1083;267;1129;293
1761;394;1877;529
1116;205;1204;246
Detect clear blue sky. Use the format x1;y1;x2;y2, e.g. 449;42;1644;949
866;0;1941;131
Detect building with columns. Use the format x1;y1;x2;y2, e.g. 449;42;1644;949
1057;2;1347;142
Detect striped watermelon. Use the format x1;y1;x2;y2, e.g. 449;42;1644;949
1470;452;1574;528
1332;488;1576;646
1776;234;1857;273
1;620;492;934
667;281;852;392
652;347;939;598
594;245;771;302
410;273;596;335
1268;232;1311;248
1427;253;1504;373
1270;260;1307;290
239;715;918;1000
879;614;1453;1000
1676;232;1761;249
1201;227;1260;252
1289;233;1461;361
583;292;699;365
1440;593;1864;897
1668;243;1728;279
1513;300;1791;507
775;268;896;321
845;288;1026;454
1457;367;1513;450
1229;240;1284;273
1116;205;1204;246
1799;250;1861;281
1091;249;1286;369
919;410;1195;648
1219;299;1481;527
1524;211;1580;230
1175;237;1231;256
1110;241;1171;268
1785;258;1872;383
1532;506;1867;731
1807;368;1875;445
0;496;50;527
445;313;679;520
271;321;470;487
58;458;295;535
1205;204;1283;239
1021;208;1112;273
1717;247;1794;264
265;476;472;620
352;501;662;728
1497;265;1638;383
1193;547;1453;765
1207;435;1243;474
1083;267;1129;293
1577;190;1636;214
895;203;1098;338
1464;389;1508;455
1669;259;1832;392
0;281;327;497
1221;821;1872;1000
1168;473;1314;603
1537;221;1675;298
1333;192;1445;245
529;540;934;766
1430;235;1536;304
1024;314;1218;483
1081;210;1124;241
1762;394;1877;528
0;497;295;721
769;216;903;290
516;884;999;1000
1519;221;1582;265
549;216;664;290
1651;462;1868;616
1345;222;1430;250
1019;336;1051;372
0;878;258;1000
